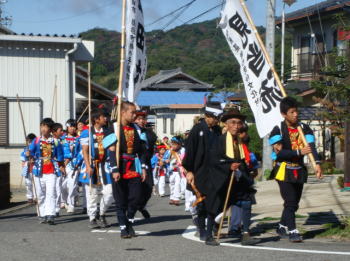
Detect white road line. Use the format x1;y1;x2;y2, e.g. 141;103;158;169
182;226;350;256
92;229;150;235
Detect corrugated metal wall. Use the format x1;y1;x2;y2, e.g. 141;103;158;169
8;99;41;145
0;41;74;144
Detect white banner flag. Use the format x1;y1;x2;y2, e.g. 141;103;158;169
220;0;284;137
123;0;147;102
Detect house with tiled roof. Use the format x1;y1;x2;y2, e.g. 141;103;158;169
137;68;228;138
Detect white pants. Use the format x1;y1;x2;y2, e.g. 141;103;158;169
158;176;166;196
25;173;34;200
84;181;113;221
180;177;187;196
35;174;57;217
65;166;80;209
169;172;181;201
55;176;63;213
185;189;197;214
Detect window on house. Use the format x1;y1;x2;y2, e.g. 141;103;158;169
300;36;311;54
163;118;167;134
170;118;175;135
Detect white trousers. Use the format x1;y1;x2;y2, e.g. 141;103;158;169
55;176;63;213
180;177;187;196
34;174;57;217
158;176;166;196
84;178;113;221
25;173;34;200
185;189;197;214
169;172;181;201
65;166;80;209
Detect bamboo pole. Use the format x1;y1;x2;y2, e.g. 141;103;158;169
115;0;127;171
51;75;57;119
217;171;235;241
16;94;40;217
88;62;92;192
239;0;317;171
77;104;89;123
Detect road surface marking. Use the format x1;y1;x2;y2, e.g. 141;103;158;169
182;226;350;256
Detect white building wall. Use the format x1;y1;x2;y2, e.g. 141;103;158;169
290;19;336;79
0;41;73;125
0;41;74;186
155;109;201;139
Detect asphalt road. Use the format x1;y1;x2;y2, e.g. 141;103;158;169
0;193;349;261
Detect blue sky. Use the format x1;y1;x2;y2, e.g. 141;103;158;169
3;0;320;35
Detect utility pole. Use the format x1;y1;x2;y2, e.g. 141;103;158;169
281;2;286;83
262;0;276;177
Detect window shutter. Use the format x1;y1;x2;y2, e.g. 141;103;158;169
0;97;8;146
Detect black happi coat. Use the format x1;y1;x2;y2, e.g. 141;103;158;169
135;124;157;186
205;133;254;215
117;124;147;175
269;121;320;183
182;119;222;194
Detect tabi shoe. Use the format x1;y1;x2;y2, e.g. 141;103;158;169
88;219;100;229
127;223;137;238
55;212;60;217
289;229;303;243
38;216;47;224
47;216;55;225
99;215;109;228
205;236;220;246
120;228;131;239
140;209;151;219
172;200;180;206
227;229;242;239
67;206;75;214
241;232;260;246
199;229;207;241
276;224;289;239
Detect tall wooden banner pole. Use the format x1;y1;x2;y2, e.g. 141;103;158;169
115;0;127;168
239;0;317;171
87;62;93;192
16;94;40;217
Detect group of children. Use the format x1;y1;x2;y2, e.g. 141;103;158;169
151;136;196;212
21;118;86;224
20;112;196;227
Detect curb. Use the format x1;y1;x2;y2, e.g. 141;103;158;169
0;202;32;216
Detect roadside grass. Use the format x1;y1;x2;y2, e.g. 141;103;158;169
316;216;350;240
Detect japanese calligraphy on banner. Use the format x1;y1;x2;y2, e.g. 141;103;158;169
220;0;284;137
123;0;147;102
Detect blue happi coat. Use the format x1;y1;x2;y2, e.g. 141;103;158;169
78;127;114;185
28;136;64;177
62;134;83;172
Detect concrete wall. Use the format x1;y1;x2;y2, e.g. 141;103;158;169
0;147;23;187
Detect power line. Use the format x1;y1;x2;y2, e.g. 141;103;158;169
146;0;197;27
183;3;222;25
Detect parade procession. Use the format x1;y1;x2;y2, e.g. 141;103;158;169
1;0;350;260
